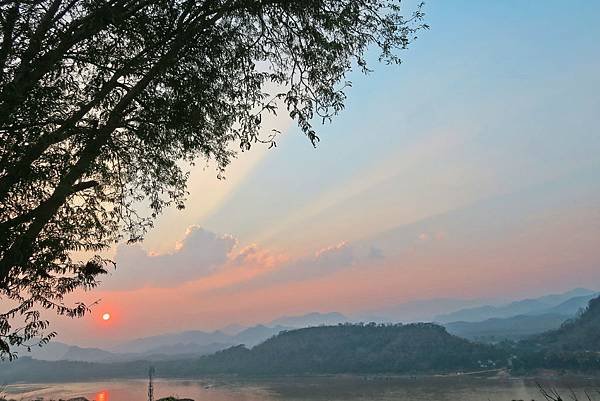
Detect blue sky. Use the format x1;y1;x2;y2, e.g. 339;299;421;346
197;0;600;252
61;1;600;344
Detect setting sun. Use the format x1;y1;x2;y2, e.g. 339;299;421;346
2;2;600;400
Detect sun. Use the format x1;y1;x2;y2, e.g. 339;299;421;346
102;312;111;321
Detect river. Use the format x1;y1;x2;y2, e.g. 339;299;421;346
4;376;600;401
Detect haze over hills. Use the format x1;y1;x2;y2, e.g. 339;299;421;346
512;295;600;372
14;340;231;363
268;312;348;327
524;295;600;351
434;288;597;323
109;312;351;356
15;289;597;363
0;323;507;382
357;298;503;323
104;325;292;359
20;312;346;362
113;312;349;352
111;330;228;354
444;314;570;342
4;294;600;384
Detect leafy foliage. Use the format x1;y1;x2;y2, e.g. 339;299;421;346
0;0;427;359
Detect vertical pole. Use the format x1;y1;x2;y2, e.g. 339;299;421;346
148;366;155;401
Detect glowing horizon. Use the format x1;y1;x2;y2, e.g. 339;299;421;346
48;0;600;347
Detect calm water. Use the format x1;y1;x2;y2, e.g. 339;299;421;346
5;376;600;401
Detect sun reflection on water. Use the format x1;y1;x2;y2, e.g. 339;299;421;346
95;390;109;401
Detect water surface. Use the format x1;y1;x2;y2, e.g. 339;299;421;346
5;376;600;401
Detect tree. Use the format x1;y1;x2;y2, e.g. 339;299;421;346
0;0;427;359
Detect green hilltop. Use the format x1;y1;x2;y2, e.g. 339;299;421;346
193;323;506;375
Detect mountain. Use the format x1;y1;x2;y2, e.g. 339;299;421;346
524;295;600;351
194;323;507;375
113;314;347;355
15;341;73;361
18;322;299;362
543;294;598;316
435;288;597;323
15;290;596;365
220;323;247;336
0;323;509;383
111;329;229;354
17;340;231;363
232;324;291;346
269;312;348;327
110;324;290;356
534;288;597;306
60;345;118;362
444;313;569;342
16;341;126;362
511;295;600;372
136;342;232;358
359;298;500;323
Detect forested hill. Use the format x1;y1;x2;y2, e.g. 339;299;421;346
524;295;600;351
193;323;507;374
5;303;600;383
0;323;508;383
512;295;600;372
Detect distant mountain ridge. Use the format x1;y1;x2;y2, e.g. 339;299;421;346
358;298;502;323
15;340;232;363
112;312;348;355
269;311;348;327
18;290;598;363
444;313;570;342
435;288;597;323
5;294;600;383
513;294;600;372
524;295;600;351
20;312;345;362
0;323;508;383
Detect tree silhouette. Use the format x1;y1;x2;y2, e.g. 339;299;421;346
0;0;427;358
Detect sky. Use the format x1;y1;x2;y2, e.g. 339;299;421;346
55;0;600;346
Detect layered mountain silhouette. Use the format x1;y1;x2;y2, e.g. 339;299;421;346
3;294;600;383
435;288;597;323
1;323;506;382
511;294;600;372
19;312;347;362
444;313;570;342
16;289;598;363
524;295;600;351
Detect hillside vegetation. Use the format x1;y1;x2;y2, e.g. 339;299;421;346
3;297;600;383
525;296;600;351
513;295;600;372
193;323;506;375
0;323;506;383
